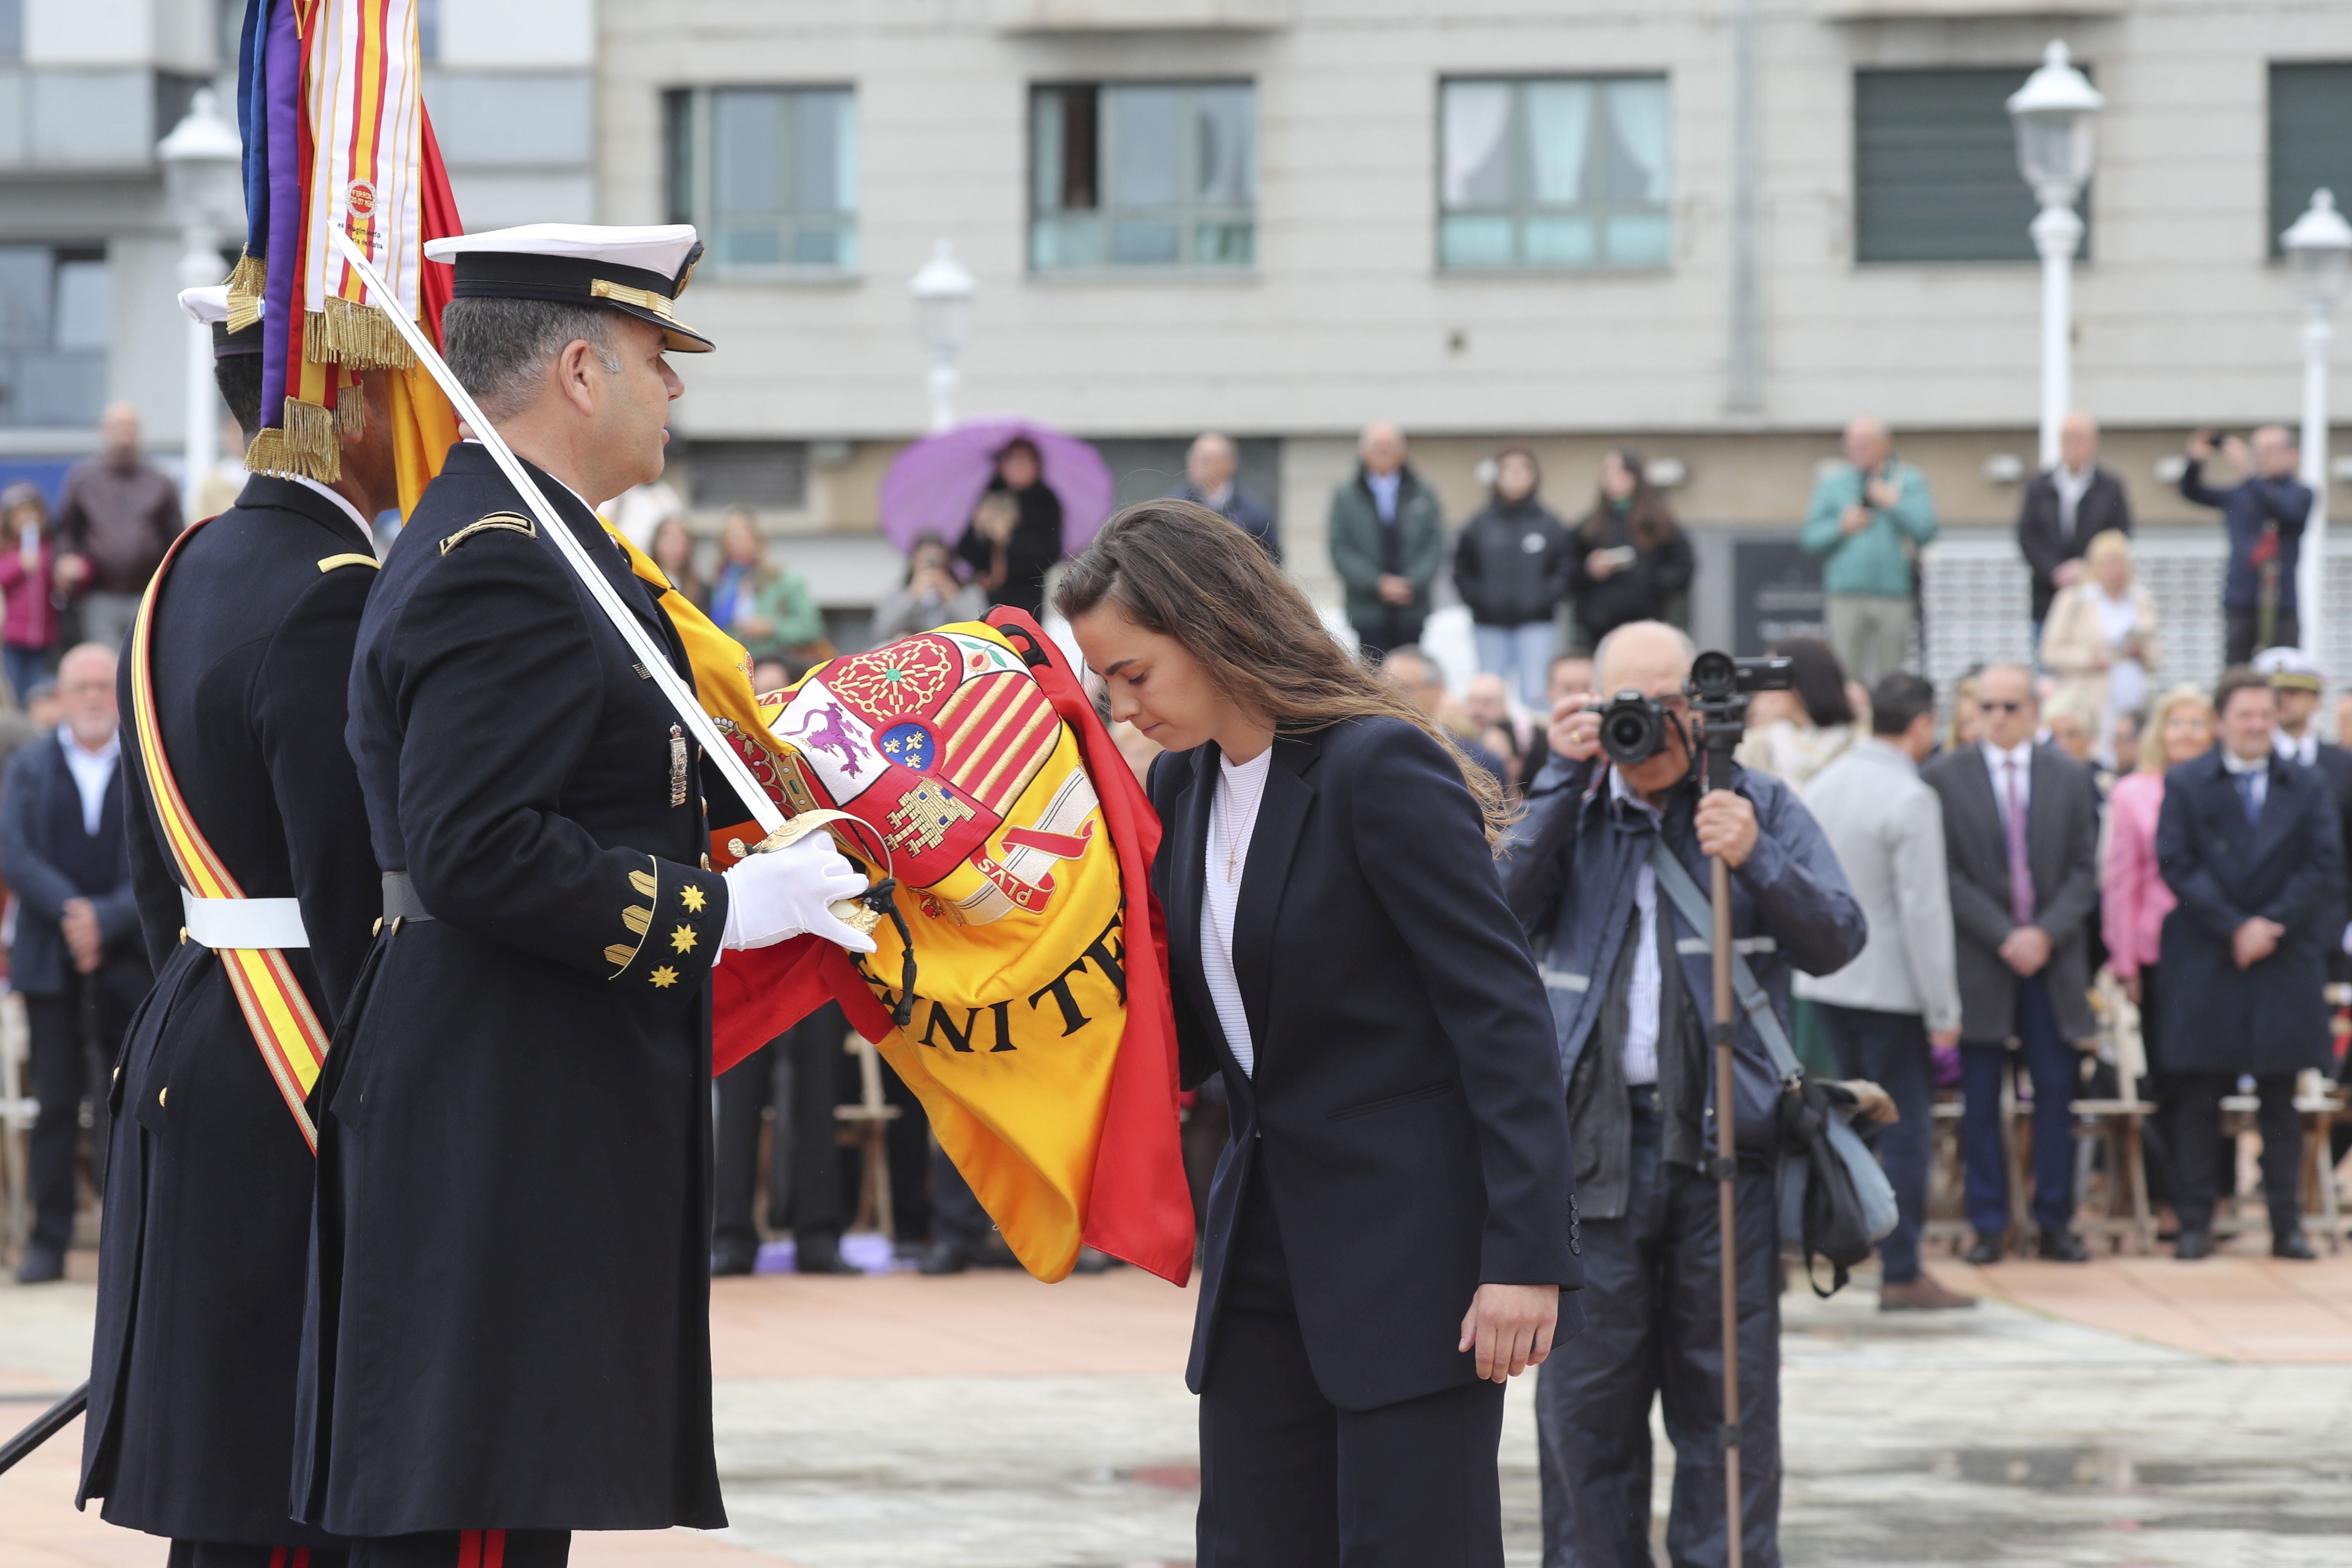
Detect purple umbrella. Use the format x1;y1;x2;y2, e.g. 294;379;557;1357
876;417;1116;560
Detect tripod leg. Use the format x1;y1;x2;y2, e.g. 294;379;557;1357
1711;855;1744;1568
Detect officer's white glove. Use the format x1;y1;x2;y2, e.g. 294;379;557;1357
720;833;877;954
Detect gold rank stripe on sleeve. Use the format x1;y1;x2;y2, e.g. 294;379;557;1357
130;521;331;1152
606;861;662;973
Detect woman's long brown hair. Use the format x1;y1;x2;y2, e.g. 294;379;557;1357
1054;500;1512;844
1576;444;1680;552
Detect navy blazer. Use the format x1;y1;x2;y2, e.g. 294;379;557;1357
1147;716;1578;1412
2155;748;2342;1076
0;729;139;996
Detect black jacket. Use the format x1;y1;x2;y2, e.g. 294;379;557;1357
78;477;378;1547
1566;505;1694;643
1147;717;1580;1412
2015;464;2132;623
296;444;732;1534
1167;481;1280;563
0;730;141;996
2180;459;2315;613
2155;749;2342;1076
957;480;1064;619
1452;494;1571;628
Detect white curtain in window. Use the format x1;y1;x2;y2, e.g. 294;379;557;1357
1604;79;1671;203
1194;85;1255;206
1525;81;1593;207
1441;81;1512;208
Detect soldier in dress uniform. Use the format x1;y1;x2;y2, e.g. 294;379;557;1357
291;224;874;1568
77;285;396;1568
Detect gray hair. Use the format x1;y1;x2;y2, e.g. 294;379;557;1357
442;297;624;422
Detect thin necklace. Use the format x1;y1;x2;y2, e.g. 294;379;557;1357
1218;773;1240;883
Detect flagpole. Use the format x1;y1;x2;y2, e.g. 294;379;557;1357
327;228;786;840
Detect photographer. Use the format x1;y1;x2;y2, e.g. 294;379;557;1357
2180;426;2313;665
1510;621;1864;1568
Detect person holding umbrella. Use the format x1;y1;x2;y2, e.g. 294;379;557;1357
957;436;1065;619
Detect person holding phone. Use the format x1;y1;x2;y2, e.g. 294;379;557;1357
1060;499;1580;1563
1567;446;1692;652
2180;425;2313;665
1800;417;1939;688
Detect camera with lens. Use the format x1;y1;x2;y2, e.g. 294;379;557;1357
1587;651;1795;771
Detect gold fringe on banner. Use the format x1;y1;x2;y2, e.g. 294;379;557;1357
224;249;268;334
303;297;416;371
243;397;342;484
335;385;368;438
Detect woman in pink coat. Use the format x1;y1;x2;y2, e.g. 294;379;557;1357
0;482;59;706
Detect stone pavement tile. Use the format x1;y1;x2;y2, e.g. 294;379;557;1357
1951;1255;2352;1362
708;1268;1197;1380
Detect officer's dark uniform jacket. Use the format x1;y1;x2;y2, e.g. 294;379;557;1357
80;475;382;1547
293;442;732;1535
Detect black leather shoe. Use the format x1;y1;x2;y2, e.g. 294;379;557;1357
710;1239;758;1277
13;1244;63;1285
1964;1232;2003;1266
794;1232;861;1274
2175;1228;2214;1261
918;1239;974;1276
2272;1231;2318;1262
2037;1228;2092;1263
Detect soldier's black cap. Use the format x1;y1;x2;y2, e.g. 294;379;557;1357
178;285;263;358
424;224;713;354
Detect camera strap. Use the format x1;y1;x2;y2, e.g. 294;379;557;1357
1644;839;1803;1087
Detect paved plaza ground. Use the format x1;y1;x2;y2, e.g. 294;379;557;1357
4;1241;2351;1568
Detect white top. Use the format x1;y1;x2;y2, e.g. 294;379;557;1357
177;284;231;325
425;222;700;279
1608;768;1663;1087
1981;738;2033;827
63;731;120;837
288;475;376;546
2275;729;2319;768
1201;745;1275;1077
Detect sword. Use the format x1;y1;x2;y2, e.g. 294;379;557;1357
327;229;897;952
0;1381;86;1476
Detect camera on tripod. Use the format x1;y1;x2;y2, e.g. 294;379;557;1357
1588;651;1794;770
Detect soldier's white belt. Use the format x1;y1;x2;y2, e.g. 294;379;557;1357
181;891;310;950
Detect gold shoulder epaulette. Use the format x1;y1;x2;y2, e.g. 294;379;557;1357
440;512;537;555
316;553;380;573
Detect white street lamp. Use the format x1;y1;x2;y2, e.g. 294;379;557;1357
908;239;976;434
2284;188;2352;655
158;88;245;518
2007;40;2103;471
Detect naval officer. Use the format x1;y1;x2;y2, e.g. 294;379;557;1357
78;285;394;1568
291;224;873;1568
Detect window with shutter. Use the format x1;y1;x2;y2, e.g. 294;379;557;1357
1853;67;2089;265
2269;63;2352;258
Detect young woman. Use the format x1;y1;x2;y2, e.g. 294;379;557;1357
1058;499;1579;1564
1453;444;1571;711
709;505;825;667
0;481;58;706
1568;445;1693;648
958;435;1065;619
647;513;707;612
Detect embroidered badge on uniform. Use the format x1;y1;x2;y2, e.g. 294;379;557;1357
670;724;689;807
680;885;707;913
650;965;678;988
670;925;697;953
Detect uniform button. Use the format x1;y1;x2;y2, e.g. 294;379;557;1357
178;927;188;944
158;1087;168;1107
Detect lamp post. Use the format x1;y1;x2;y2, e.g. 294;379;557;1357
157;88;245;519
2284;189;2352;655
2006;40;2103;471
908;239;976;434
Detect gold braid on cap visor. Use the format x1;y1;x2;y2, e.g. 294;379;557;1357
590;278;676;320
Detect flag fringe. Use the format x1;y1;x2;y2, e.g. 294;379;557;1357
303;297;415;371
244;397;341;484
224;249;268;334
335;384;368;438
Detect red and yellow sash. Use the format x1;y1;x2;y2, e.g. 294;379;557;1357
129;520;333;1151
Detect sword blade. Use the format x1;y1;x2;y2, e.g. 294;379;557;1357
326;228;785;837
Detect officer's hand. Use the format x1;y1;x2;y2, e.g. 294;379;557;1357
1694;788;1758;868
1548;692;1600;763
722;833;878;954
1459;1283;1559;1383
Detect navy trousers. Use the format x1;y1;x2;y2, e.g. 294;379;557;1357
1816;1004;1932;1284
1960;976;2076;1237
1537;1101;1781;1568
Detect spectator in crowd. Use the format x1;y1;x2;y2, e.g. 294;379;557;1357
2155;668;2340;1261
2016;411;2134;643
2253;647;2352;980
1516;650;1594;785
2182;426;2314;665
1329;421;1444;660
1381;645;1507;791
0;482;60;704
1798;671;1970;1311
958;436;1065;620
1801;417;1939;686
1734;637;1860;790
2111;707;2144;775
1;643;149;1283
710;506;826;669
2336;689;2352;747
1567;446;1693;652
1464;670;1534;765
647;514;707;612
1166;432;1277;561
608;475;686;552
54;402;182;655
1513;620;1864;1568
871;530;987;643
1454;444;1571;710
2042;695;2099;766
1944;670;1984;755
2105;686;2214;1201
1924;664;2101;1264
2042;530;2159;756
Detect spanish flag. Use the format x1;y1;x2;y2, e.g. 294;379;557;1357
606;531;1194;1287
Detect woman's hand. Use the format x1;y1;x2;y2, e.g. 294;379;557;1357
1547;692;1600;763
1458;1283;1560;1383
736;613;775;641
1584;549;1618;581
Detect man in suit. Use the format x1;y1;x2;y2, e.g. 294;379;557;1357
1166;432;1278;562
1;641;149;1284
74;283;394;1566
2156;668;2342;1261
1923;662;2101;1264
2253;646;2352;977
2016;410;2133;643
